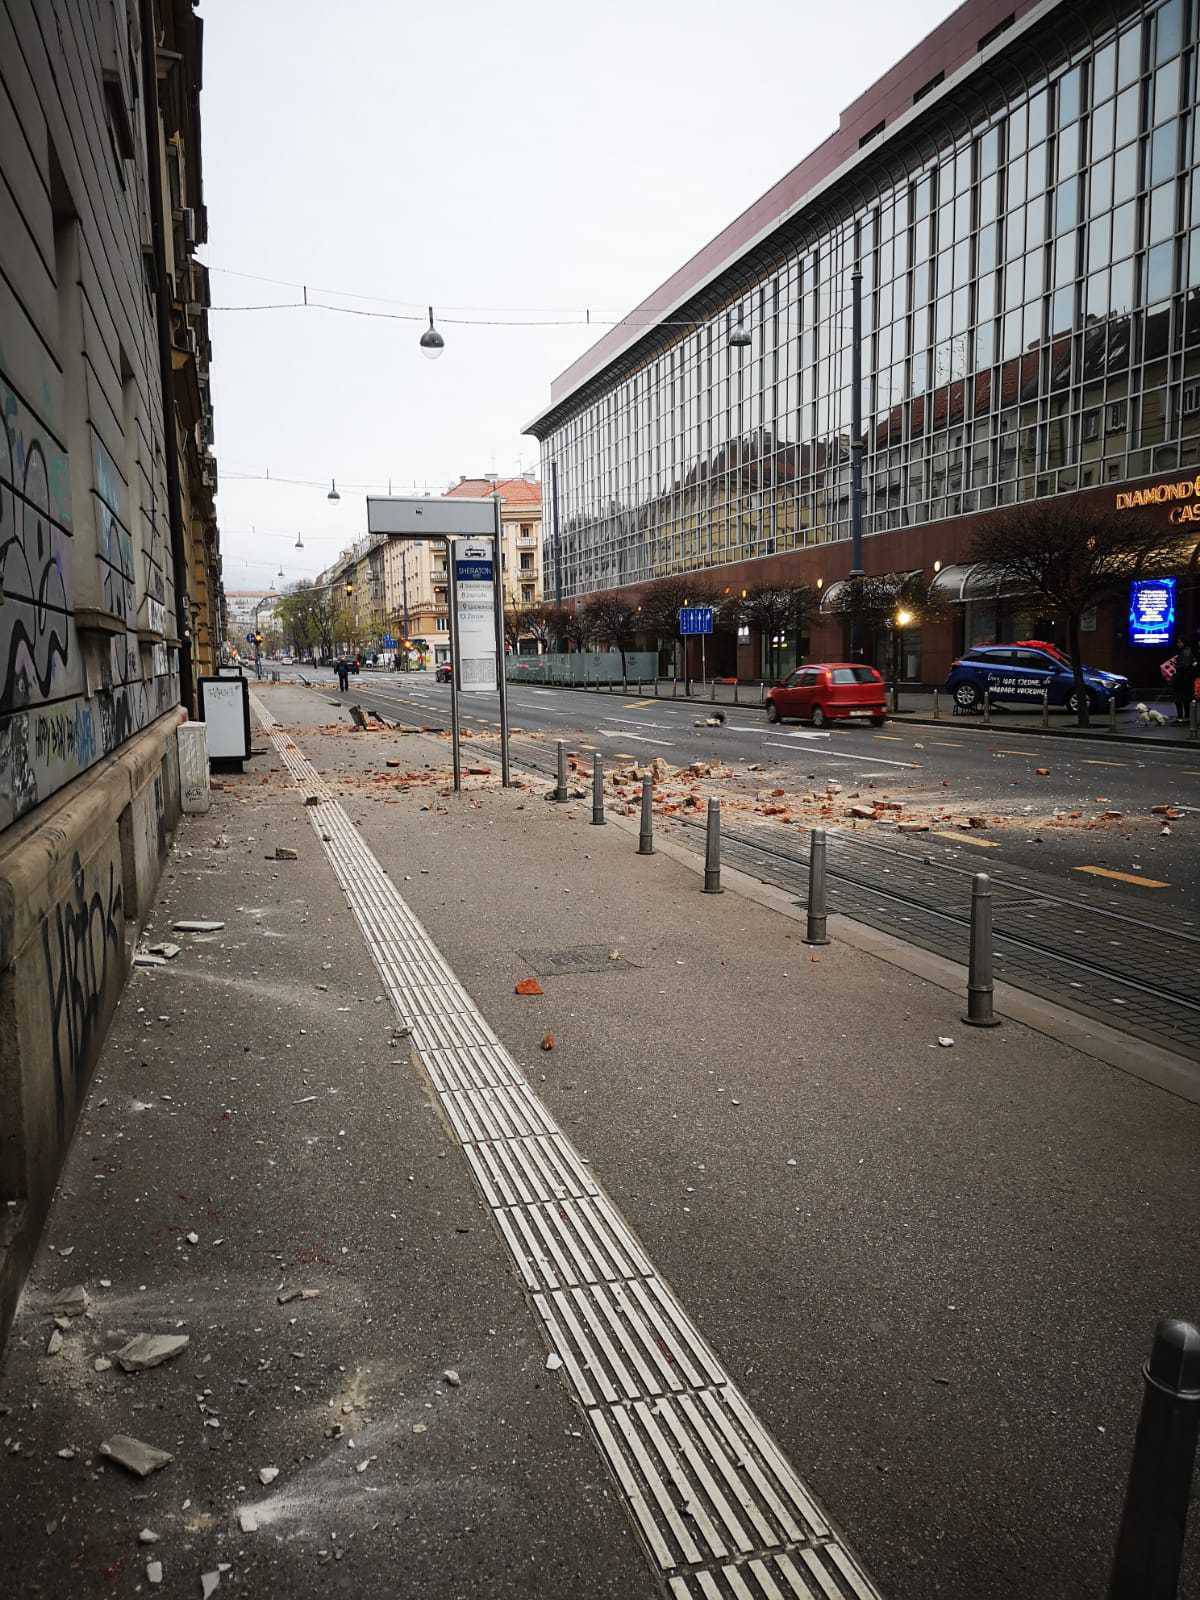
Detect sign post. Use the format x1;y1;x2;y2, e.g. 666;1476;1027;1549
366;494;512;793
679;606;714;690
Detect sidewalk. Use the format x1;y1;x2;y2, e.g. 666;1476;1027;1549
538;677;1199;747
1;679;1197;1599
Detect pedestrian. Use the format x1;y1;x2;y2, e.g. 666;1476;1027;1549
1169;635;1195;724
335;657;350;693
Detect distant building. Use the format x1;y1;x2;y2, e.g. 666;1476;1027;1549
445;476;544;613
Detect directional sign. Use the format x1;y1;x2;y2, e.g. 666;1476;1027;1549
245;631;255;644
382;633;396;649
679;606;714;636
454;541;498;691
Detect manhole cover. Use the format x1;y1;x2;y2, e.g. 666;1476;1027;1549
519;945;640;977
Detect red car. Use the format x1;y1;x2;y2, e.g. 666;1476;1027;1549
765;663;887;728
435;662;453;683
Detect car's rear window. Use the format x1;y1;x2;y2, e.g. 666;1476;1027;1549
830;667;879;684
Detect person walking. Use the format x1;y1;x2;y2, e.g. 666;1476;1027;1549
1170;635;1196;723
335;657;351;693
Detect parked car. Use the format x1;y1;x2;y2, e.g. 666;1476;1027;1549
765;663;887;728
435;662;453;683
944;645;1130;713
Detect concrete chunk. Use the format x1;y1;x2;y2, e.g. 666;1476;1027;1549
51;1285;89;1317
98;1434;174;1477
114;1333;191;1373
171;920;225;933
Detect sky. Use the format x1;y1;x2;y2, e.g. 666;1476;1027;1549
202;0;953;592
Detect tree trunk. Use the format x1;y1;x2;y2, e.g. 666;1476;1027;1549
1068;611;1090;727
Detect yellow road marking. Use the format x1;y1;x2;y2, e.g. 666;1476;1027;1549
1074;866;1169;889
930;830;999;848
623;700;654;708
1082;758;1122;767
873;734;904;741
993;749;1039;757
929;739;962;746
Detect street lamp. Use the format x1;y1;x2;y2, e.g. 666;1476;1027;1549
891;607;914;711
728;309;751;349
327;479;340;501
419;306;445;360
295;533;305;549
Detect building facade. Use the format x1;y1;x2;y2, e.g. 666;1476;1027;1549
0;1;219;1342
445;475;544;613
528;0;1200;682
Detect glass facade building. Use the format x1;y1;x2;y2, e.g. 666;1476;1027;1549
528;0;1200;675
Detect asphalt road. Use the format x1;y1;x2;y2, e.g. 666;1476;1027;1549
299;667;1200;923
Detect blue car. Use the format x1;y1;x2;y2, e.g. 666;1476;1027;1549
945;644;1130;713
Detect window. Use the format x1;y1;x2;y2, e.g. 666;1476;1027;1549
831;667;880;684
913;71;944;105
1107;401;1128;430
978;13;1014;50
859;120;886;148
1183;383;1200;416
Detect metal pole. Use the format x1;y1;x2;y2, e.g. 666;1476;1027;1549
1109;695;1117;735
1107;1317;1200;1600
491;492;512;787
933;687;940;720
638;774;655;855
983;687;991;726
1192;700;1199;740
703;798;722;893
591;753;605;825
804;829;831;946
1042;688;1050;728
445;539;463;794
554;740;568;802
963;872;1001;1027
734;680;739;706
401;550;410;669
701;633;706;693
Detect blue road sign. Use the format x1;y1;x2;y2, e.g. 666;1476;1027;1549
382;633;396;648
679;606;714;636
245;631;255;643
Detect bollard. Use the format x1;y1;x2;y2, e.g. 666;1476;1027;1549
1192;700;1199;740
554;740;568;802
759;681;765;706
933;687;940;720
963;872;1001;1027
803;829;831;946
1109;695;1117;734
637;774;655;855
591;753;605;826
983;688;991;726
1107;1317;1200;1600
734;680;739;706
703;798;723;893
1042;688;1049;728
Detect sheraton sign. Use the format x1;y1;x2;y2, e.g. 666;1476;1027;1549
1115;474;1200;522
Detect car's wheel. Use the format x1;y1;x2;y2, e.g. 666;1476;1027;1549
811;704;829;729
954;682;980;710
766;700;781;724
870;714;886;726
1067;689;1097;715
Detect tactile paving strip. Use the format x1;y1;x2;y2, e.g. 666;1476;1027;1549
254;699;884;1598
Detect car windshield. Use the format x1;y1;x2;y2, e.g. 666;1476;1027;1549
830;667;877;684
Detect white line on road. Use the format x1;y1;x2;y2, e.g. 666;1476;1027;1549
251;694;882;1600
764;741;919;769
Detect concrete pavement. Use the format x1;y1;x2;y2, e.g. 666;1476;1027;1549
2;678;1197;1600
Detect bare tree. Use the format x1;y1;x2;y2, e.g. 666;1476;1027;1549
583;594;639;683
559;605;598;653
826;570;947;684
523;603;558;654
502;605;534;654
968;498;1187;724
723;583;814;683
638;577;718;676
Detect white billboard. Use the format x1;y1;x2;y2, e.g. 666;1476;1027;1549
366;496;495;538
454;542;498;692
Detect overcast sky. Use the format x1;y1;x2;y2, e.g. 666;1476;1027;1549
202;0;952;590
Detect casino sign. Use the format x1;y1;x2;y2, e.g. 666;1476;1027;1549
1115;474;1200;523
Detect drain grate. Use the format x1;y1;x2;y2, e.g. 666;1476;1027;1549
520;943;642;976
254;697;883;1600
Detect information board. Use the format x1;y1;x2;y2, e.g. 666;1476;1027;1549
1129;577;1176;646
679;606;714;636
453;542;498;692
197;676;251;762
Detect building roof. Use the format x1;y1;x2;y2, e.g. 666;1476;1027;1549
446;476;541;506
526;0;1044;436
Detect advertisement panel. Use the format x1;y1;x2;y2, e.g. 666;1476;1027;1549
454;542;498;692
1129;577;1176;646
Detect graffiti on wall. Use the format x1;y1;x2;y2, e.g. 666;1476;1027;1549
40;851;125;1136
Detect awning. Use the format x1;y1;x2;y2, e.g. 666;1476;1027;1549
929;562;1037;603
819;569;921;613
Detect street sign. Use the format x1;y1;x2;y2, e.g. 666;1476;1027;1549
382;633;395;648
245;631;255;643
679;606;714;636
453;541;498;692
1129;577;1176;646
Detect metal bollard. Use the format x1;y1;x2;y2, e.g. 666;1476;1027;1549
591;753;605;826
637;774;654;855
654;677;659;697
983;688;991;726
963;872;1001;1027
933;688;940;720
1192;700;1199;740
1042;688;1049;729
703;798;723;893
734;680;739;706
1109;696;1118;734
803;828;831;946
759;682;765;706
554;740;568;802
1106;1317;1200;1600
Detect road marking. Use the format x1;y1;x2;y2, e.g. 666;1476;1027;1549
251;694;882;1600
930;830;999;848
993;749;1039;757
623;700;655;708
764;741;918;769
1074;866;1169;889
1081;759;1123;767
753;728;831;742
600;716;680;731
873;734;904;741
601;732;676;747
929;739;962;747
